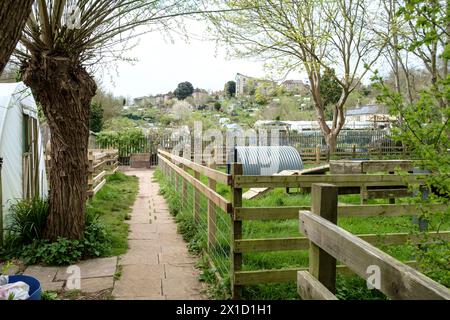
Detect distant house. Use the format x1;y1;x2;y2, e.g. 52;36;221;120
345;105;390;121
235;73;251;97
235;73;276;97
281;80;309;95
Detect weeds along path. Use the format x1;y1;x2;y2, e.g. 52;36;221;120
112;169;207;300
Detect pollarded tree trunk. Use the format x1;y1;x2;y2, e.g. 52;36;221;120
0;0;34;74
22;54;97;240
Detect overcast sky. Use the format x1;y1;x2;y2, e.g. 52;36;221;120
96;21;305;99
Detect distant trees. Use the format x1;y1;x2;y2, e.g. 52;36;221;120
89;103;104;133
174;82;194;100
224;81;236;97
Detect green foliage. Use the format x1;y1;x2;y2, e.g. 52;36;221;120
6;198;49;247
174;81;194;100
18;212;111;265
213;101;222;111
89;102;104;133
224;81;236;97
96;128;147;157
20;238;83;265
319;68;342;107
41;291;58;300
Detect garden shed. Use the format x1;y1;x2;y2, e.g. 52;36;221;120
0;82;48;230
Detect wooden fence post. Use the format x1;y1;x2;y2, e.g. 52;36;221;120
231;163;243;299
315;145;321;164
309;183;338;293
193;171;200;221
208;162;217;250
88;151;94;200
181;164;187;208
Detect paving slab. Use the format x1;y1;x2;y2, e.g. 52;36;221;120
80;277;114;293
55;257;117;281
23;265;59;283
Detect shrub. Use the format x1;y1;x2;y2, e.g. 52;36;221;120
19;215;111;266
2;198;112;266
6;198;49;246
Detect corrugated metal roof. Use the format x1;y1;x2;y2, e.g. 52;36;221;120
346;105;386;116
235;146;303;175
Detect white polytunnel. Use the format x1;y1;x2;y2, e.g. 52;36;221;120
0;82;49;229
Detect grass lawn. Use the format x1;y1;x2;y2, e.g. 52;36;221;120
86;172;139;256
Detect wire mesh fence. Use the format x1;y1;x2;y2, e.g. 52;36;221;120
157;158;232;284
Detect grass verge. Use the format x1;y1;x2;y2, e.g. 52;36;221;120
86;172;139;256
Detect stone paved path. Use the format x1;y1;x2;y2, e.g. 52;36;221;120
112;169;207;300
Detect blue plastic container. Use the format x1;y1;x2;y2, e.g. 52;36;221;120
8;275;42;300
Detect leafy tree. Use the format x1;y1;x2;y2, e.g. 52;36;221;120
374;0;449;284
224;81;236;97
209;0;385;151
89;103;104;133
0;0;34;74
174;81;194;100
15;1;215;240
214;101;222;111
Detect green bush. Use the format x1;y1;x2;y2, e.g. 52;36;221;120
6;198;49;246
2;198;112;266
18;215;111;265
20;238;84;265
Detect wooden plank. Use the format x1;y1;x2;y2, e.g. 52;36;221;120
93;179;106;195
234;206;310;220
93;159;108;171
362;160;414;173
299;210;450;300
235;204;447;220
366;188;411;199
309;184;338;293
300;164;330;175
93;171;106;185
297;271;338;300
234;261;420;285
158;149;231;185
340;203;447;217
233;174;427;188
235;237;309;253
242;166;331;200
234;231;450;253
231;163;243;300
158;155;232;213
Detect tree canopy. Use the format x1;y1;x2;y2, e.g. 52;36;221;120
224;80;236;97
174;81;194;100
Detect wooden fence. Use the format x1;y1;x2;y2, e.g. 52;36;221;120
87;149;119;199
157;150;450;299
297;184;450;300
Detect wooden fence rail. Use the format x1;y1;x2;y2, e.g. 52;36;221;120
87;149;119;198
